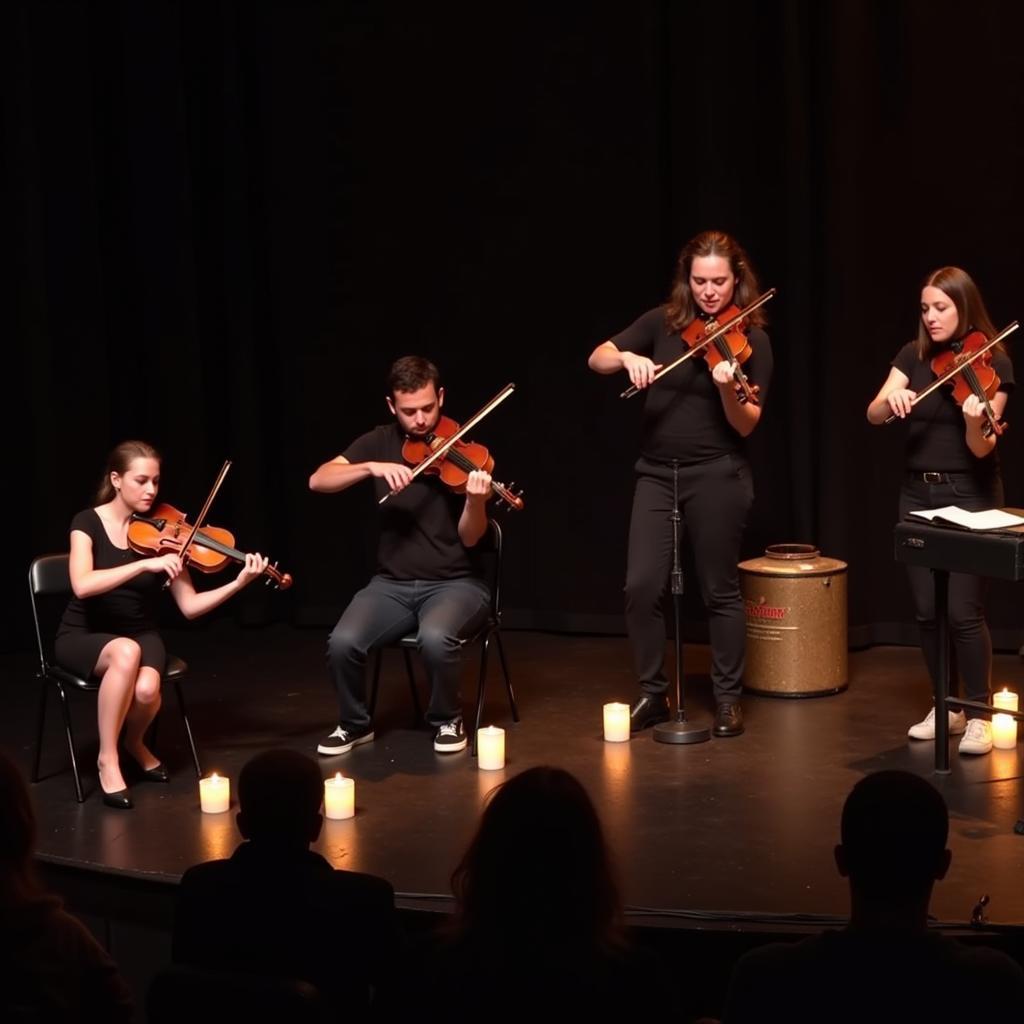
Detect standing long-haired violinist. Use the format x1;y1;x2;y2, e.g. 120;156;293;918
588;230;773;738
866;266;1014;755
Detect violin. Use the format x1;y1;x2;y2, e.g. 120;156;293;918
127;503;293;589
681;305;760;405
930;330;1006;437
401;416;524;511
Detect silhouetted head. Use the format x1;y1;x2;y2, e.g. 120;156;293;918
836;770;950;903
0;749;40;899
452;766;622;950
236;750;323;848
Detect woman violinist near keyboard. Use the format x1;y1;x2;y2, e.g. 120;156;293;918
867;267;1014;755
56;441;268;808
588;230;773;738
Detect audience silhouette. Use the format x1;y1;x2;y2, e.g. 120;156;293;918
0;748;133;1022
724;769;1024;1022
393;765;668;1020
172;748;398;1018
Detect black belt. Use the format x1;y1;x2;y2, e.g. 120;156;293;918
905;470;970;484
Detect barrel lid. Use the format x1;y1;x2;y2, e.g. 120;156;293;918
739;543;847;576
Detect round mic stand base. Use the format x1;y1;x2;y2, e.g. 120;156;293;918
653;715;711;745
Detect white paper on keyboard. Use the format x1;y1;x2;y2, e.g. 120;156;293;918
908;506;1024;530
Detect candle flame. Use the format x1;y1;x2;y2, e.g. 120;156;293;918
335;772;343;782
210;773;219;781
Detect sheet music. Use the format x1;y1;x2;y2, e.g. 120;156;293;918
908;506;1024;531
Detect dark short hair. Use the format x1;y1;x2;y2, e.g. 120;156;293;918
840;770;948;897
237;749;323;841
387;356;441;396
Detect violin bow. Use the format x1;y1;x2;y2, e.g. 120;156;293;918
173;460;233;570
883;321;1019;424
621;288;777;399
379;383;515;505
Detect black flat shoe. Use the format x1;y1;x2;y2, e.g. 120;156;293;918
630;694;671;733
101;788;134;810
713;702;744;737
138;763;170;783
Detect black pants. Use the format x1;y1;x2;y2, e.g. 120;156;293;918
899;470;1003;713
625;454;753;704
327;575;490;730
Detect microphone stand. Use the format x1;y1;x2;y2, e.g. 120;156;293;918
654;461;711;745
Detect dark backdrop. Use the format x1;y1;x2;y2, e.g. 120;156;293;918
5;1;1023;653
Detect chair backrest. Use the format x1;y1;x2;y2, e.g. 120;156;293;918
480;518;504;621
28;554;71;673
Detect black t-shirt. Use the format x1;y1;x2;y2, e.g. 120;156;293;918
611;305;773;463
343;424;480;580
58;508;162;635
892;341;1014;472
724;928;1024;1023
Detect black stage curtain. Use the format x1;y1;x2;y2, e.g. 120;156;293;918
5;1;1023;652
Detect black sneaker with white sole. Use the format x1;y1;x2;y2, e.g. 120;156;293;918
433;717;467;753
317;725;374;756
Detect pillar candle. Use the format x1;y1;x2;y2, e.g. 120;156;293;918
199;773;230;813
324;773;355;819
603;702;631;742
477;725;505;770
992;689;1018;750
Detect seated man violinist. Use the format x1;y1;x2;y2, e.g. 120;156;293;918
310;356;492;754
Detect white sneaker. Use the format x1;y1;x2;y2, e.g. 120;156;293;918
958;718;993;755
907;707;967;740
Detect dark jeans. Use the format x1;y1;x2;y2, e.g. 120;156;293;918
899;470;1003;713
327;575;490;729
625;454;754;704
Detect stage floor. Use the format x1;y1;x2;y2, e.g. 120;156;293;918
5;625;1024;929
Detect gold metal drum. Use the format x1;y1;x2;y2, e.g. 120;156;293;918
738;544;848;697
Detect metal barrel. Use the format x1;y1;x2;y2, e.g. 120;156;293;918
738;544;848;697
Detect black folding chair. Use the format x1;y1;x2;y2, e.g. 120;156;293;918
28;554;201;801
368;519;519;755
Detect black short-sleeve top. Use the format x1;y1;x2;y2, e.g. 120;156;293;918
343;424;482;580
891;341;1014;472
58;508;162;635
610;305;773;464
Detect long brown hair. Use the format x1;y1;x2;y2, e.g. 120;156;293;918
0;749;44;904
915;266;1001;360
665;230;766;332
95;440;161;504
451;766;624;952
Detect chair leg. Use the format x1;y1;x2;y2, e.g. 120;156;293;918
171;679;202;780
55;682;85;803
403;648;423;725
495;630;519;722
472;633;492;757
369;651;382;718
31;676;49;784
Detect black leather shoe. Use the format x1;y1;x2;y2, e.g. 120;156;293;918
713;702;744;737
630;694;670;733
101;788;134;810
138;763;170;783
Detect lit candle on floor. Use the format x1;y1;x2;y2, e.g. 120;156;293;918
603;702;630;742
992;689;1018;749
477;726;505;770
199;773;230;813
324;773;355;819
